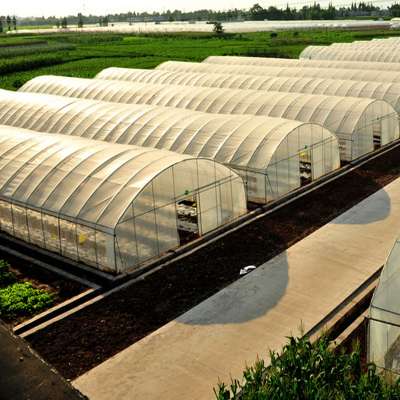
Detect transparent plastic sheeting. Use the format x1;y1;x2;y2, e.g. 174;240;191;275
156;60;400;85
94;69;400;156
0;126;246;274
203;55;400;73
0;89;337;204
300;47;400;63
330;42;400;49
95;67;400;119
8;19;392;35
21;75;399;162
369;239;400;376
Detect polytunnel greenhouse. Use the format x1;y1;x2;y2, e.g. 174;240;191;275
19;75;399;161
95;68;400;127
203;55;400;73
331;38;400;45
330;42;400;49
95;67;400;108
300;47;400;63
0;125;246;274
156;61;400;85
0;90;340;204
369;238;400;376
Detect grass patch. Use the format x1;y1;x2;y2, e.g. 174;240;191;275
1;28;400;91
0;56;170;89
0;42;75;58
0;39;48;48
0;53;70;76
16;25;53;30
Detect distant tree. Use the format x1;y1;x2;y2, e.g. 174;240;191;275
6;15;11;31
56;19;60;28
61;17;67;28
102;16;109;26
77;13;83;28
249;3;267;20
4;2;391;26
212;21;224;35
389;3;400;17
127;11;133;25
0;17;3;33
12;16;16;30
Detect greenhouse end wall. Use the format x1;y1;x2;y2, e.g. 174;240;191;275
239;124;339;203
369;239;400;377
114;159;246;273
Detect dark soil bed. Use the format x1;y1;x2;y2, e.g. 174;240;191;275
336;312;369;369
28;146;400;380
0;249;87;326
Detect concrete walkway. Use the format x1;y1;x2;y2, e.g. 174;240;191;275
74;178;400;400
0;321;85;400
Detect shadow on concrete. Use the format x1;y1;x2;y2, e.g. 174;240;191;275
333;187;391;225
0;321;86;400
177;251;289;325
179;180;393;326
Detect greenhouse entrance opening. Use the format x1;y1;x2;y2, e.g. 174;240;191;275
299;148;312;186
176;195;199;245
373;119;382;150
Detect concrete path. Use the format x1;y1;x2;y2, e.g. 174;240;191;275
0;321;85;400
74;178;400;400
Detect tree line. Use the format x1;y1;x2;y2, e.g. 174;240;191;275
3;2;400;30
0;16;17;33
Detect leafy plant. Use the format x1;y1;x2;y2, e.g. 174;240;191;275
214;336;400;399
0;282;53;318
0;259;15;286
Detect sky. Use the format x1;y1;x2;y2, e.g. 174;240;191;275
2;0;394;18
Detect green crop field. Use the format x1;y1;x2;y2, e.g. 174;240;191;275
0;28;400;90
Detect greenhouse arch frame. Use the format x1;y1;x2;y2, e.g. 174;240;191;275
0;125;246;274
0;90;340;204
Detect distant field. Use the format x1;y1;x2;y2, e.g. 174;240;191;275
0;28;400;90
16;25;53;30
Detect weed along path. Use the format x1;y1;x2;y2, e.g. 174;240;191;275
73;175;400;400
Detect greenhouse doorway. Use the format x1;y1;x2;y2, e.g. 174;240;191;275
299;148;312;186
176;195;199;245
373;119;382;150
